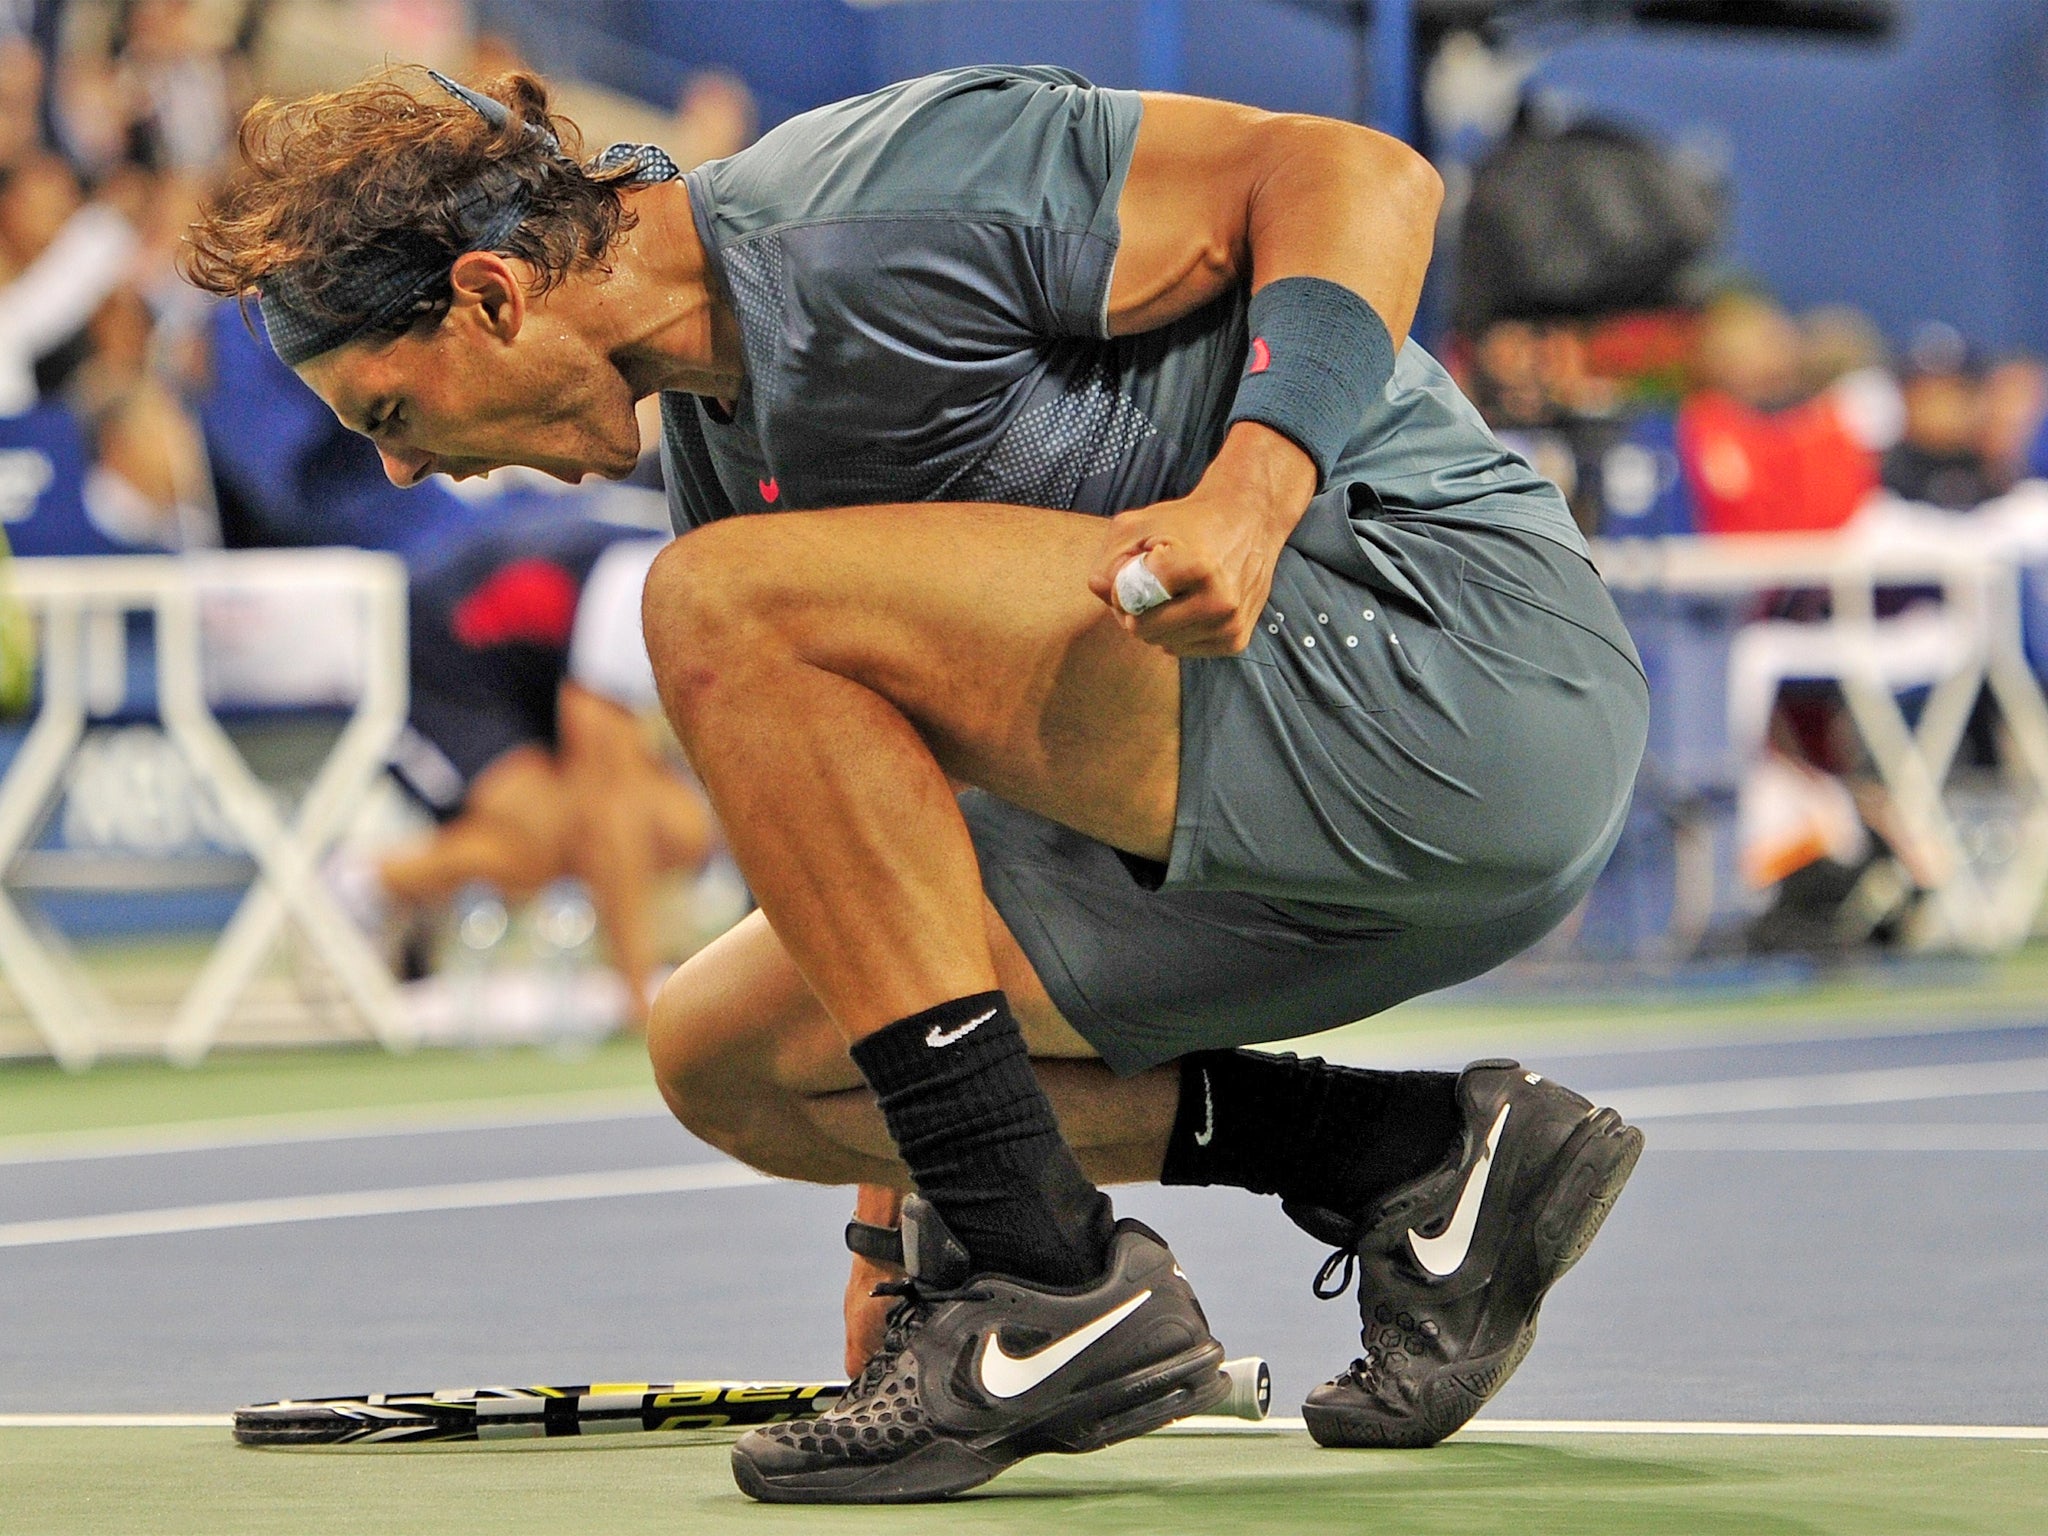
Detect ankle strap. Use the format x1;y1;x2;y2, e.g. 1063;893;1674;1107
844;1218;903;1267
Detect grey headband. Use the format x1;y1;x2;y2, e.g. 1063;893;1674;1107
256;70;673;368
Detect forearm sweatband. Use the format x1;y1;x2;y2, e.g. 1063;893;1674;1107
1225;275;1397;487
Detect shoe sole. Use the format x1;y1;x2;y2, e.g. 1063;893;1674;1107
1305;1107;1644;1451
731;1341;1229;1504
1533;1108;1644;1282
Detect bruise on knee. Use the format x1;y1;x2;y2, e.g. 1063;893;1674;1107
642;527;794;725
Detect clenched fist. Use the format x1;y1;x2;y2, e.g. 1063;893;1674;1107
1088;422;1317;657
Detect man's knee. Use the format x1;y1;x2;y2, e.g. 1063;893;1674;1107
642;524;791;714
646;964;764;1157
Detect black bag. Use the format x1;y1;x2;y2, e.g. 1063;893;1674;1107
1454;114;1723;332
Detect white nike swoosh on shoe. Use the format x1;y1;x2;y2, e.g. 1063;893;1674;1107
1193;1070;1215;1147
925;1008;998;1048
978;1289;1153;1400
1407;1103;1512;1279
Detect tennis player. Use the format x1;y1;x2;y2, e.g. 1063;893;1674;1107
185;65;1650;1503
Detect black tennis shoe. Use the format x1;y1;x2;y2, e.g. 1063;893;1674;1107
731;1196;1229;1503
1294;1059;1643;1449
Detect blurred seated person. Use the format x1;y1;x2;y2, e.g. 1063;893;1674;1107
341;517;714;1025
1677;291;1877;535
1881;323;1994;511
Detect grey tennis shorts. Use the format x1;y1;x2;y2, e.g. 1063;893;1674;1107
965;486;1649;1076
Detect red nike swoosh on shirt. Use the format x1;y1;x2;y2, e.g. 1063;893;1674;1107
759;477;780;503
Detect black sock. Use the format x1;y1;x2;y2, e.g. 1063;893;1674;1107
1160;1049;1459;1224
849;991;1114;1287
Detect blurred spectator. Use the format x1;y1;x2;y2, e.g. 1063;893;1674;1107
1461;306;1718;539
0;150;138;414
1979;353;2046;494
55;0;255;179
1696;289;1802;409
334;520;714;1024
1462;318;1626;429
79;286;215;548
666;68;758;169
1676;291;1878;535
1459;318;1626;531
115;0;245;173
1799;303;1902;456
1881;322;1995;511
0;30;44;169
0;134;223;554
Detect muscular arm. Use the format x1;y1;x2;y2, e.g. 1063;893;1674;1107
1088;98;1443;656
1109;96;1441;348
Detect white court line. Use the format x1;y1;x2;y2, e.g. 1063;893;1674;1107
1463;1419;2048;1440
0;1087;669;1167
0;1162;771;1250
1169;1417;2048;1439
0;1415;230;1427
1315;1009;2048;1071
1649;1122;2048;1152
1609;1056;2048;1119
7;1413;2041;1441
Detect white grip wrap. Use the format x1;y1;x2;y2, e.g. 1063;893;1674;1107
1113;556;1172;616
1217;1357;1272;1421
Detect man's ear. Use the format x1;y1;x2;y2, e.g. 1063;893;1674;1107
448;250;527;343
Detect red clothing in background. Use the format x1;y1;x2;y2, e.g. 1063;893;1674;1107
1677;390;1878;535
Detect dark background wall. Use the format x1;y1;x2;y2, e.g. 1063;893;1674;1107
473;0;2048;353
1528;0;2048;353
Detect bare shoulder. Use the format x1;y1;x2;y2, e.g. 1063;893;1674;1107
1107;94;1438;337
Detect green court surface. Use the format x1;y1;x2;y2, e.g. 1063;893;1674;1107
0;1035;656;1140
3;1427;2041;1536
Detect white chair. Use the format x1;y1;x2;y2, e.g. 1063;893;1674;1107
1596;501;2048;952
0;549;410;1066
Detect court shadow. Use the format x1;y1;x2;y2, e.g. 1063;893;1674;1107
262;1429;741;1457
962;1441;1826;1536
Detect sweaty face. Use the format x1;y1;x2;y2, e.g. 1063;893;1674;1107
298;300;644;488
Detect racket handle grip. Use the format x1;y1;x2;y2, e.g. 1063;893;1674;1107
1217;1356;1272;1421
1113;555;1172;616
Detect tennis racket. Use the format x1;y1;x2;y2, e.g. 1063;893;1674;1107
233;1357;1271;1446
